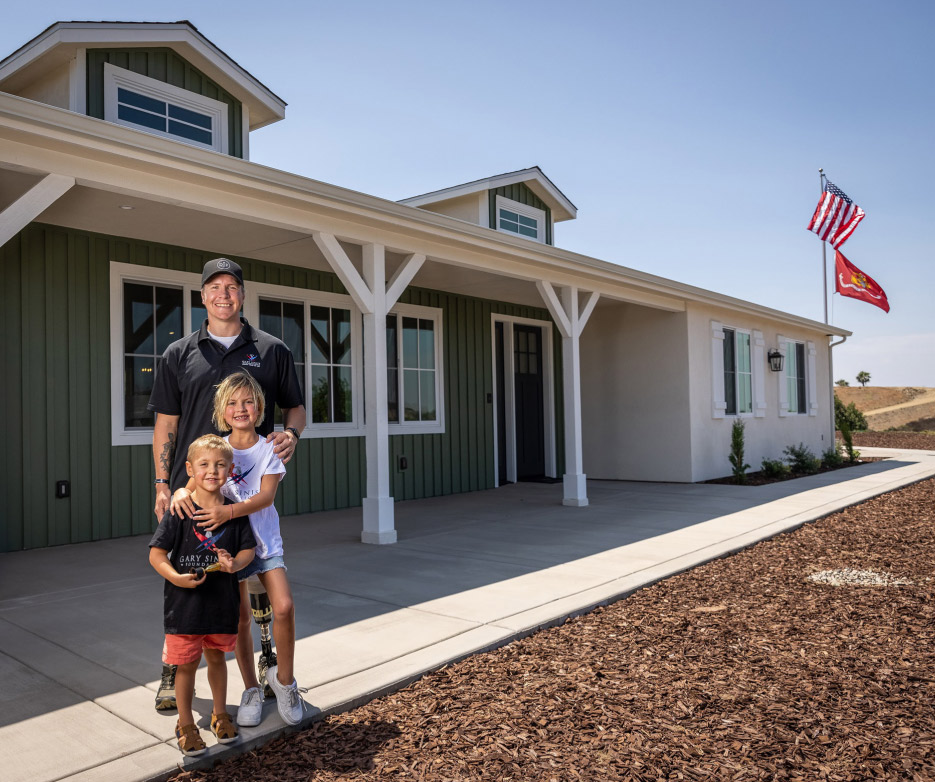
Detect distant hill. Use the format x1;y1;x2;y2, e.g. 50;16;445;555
835;386;935;430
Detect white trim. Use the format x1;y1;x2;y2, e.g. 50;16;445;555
387;303;446;436
69;47;87;114
495;195;546;243
103;63;229;154
752;329;766;418
0;173;74;248
711;321;726;419
490;313;557;486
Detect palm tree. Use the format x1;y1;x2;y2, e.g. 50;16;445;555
856;371;871;388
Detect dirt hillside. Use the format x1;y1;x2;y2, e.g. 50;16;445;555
835;386;935;430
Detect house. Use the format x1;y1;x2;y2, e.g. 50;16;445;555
0;21;850;553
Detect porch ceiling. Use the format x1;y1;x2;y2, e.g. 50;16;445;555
14;178;556;309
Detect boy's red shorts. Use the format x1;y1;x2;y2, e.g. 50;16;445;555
163;633;237;665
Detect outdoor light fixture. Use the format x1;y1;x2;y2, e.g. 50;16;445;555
767;349;784;372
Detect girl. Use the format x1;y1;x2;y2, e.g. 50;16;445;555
173;371;304;727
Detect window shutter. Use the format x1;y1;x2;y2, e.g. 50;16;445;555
711;321;726;418
752;330;766;418
807;340;818;416
777;335;788;417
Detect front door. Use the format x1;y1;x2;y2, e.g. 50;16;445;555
513;324;545;479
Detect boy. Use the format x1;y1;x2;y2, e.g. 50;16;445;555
149;434;257;756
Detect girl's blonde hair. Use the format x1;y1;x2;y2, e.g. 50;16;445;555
212;372;266;432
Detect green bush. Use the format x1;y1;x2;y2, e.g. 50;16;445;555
834;395;868;432
761;458;790;479
821;444;844;468
839;420;860;463
728;419;751;484
783;443;821;475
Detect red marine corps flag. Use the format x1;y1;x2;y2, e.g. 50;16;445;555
835;250;890;313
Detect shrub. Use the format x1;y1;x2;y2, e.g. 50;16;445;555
783;443;821;475
822;444;844;468
834;395;868;431
761;458;790;479
835;379;850;387
839;420;860;463
728;419;751;484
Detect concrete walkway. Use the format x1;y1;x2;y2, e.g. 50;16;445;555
2;446;933;782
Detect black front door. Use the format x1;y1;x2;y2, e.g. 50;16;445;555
513;324;545;480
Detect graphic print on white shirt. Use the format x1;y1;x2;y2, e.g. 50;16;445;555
222;436;286;559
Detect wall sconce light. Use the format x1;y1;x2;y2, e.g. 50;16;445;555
767;349;784;372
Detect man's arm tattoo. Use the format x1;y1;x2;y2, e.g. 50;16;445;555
159;432;176;476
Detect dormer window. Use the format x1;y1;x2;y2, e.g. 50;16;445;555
495;195;546;243
103;63;229;153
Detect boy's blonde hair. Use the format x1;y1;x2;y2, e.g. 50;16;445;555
212;372;266;432
187;434;234;463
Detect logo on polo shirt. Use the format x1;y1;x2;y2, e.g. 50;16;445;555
242;352;261;368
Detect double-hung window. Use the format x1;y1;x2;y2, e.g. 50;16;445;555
784;340;807;415
103;63;229;153
258;299;307;425
385;304;445;433
723;328;753;416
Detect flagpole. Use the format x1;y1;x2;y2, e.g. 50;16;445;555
819;168;828;324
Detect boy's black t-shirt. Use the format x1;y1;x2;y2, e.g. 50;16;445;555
149;501;256;635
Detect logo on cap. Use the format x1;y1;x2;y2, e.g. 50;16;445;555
217;259;231;270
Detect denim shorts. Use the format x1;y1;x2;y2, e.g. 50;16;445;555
238;554;286;582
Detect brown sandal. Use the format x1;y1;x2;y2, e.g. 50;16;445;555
211;711;239;744
175;720;206;756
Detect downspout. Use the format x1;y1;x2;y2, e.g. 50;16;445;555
828;335;848;444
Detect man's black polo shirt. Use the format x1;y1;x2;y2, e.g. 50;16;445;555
148;318;304;490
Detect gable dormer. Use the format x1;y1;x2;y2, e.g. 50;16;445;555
398;167;577;246
0;21;286;159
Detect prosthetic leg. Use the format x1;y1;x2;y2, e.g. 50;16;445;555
246;575;277;696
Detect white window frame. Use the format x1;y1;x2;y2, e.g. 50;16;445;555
103;63;229;154
495;195;546;243
386;303;446;435
711;321;765;419
246;282;364;438
109;263;203;446
777;337;817;417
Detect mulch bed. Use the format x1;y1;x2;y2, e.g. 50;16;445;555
852;431;935;451
174;469;935;781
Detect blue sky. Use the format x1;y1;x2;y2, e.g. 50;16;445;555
3;0;932;386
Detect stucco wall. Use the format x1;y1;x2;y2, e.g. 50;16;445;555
580;303;693;482
416;193;485;226
686;303;835;482
15;61;71;109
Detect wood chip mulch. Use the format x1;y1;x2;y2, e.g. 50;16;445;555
852;431;935;451
173;475;935;781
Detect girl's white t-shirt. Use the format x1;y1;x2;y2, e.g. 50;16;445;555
222;436;286;559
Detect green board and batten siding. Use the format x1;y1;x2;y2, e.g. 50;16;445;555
86;48;244;158
0;223;563;552
488;182;553;245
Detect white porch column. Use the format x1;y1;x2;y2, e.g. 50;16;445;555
312;233;426;544
536;282;599;507
360;244;396;543
0;173;74;248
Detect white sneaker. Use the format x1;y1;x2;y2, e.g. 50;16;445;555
266;665;304;725
236;687;264;727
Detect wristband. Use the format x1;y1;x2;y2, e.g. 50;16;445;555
286;427;300;441
154;479;169;485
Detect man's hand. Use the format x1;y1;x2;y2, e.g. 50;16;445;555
268;429;297;464
170;488;197;519
154;484;171;520
194;504;232;533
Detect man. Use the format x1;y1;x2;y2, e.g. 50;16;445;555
149;257;306;710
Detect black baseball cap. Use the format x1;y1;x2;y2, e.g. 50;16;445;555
201;258;244;287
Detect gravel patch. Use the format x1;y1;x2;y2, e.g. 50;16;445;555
173;479;935;781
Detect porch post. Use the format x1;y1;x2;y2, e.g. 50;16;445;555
360;243;396;544
536;282;599;507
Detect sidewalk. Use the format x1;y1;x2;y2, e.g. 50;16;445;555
1;446;933;782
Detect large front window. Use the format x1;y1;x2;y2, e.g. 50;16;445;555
785;340;807;414
309;306;353;424
723;328;752;416
386;313;437;423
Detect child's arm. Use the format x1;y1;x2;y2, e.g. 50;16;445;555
149;547;206;588
214;546;255;574
195;473;281;532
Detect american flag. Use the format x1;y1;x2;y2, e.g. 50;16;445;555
807;181;865;248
